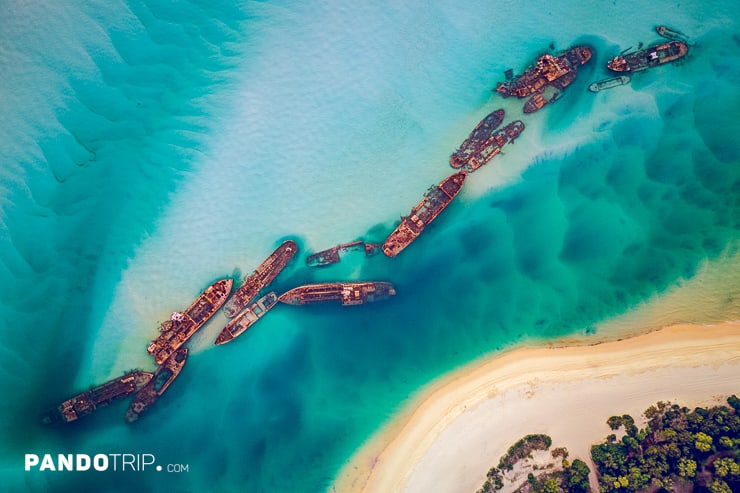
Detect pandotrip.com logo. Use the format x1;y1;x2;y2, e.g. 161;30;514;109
25;454;189;473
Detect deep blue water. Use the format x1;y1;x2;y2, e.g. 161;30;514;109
0;1;738;492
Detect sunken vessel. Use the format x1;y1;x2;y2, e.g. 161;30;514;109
215;292;278;345
460;120;525;170
588;75;631;92
382;172;466;257
306;240;380;268
43;371;153;424
495;45;593;112
656;25;689;43
450;109;505;169
607;41;688;72
125;348;187;423
278;282;396;306
223;240;297;318
147;278;232;365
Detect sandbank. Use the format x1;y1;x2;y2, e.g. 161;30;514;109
332;321;740;493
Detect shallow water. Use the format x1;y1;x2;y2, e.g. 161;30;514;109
1;0;738;491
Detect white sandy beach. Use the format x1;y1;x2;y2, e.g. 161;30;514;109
333;321;740;493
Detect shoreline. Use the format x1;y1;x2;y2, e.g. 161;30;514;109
332;321;740;492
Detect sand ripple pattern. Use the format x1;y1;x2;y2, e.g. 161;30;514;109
0;0;246;467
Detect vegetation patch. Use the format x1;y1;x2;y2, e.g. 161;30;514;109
477;395;740;492
499;435;554;471
591;396;740;492
479;434;590;493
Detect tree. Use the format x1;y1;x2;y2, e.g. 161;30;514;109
622;415;638;437
591;442;628;476
498;434;552;470
719;436;733;449
565;458;591;493
727;394;740;411
678;457;697;478
636;428;649;442
713;457;740;478
708;478;732;493
615;475;629;488
590;398;740;491
541;477;560;493
663;428;677;441
622;435;640;452
551;447;569;459
695;431;713;452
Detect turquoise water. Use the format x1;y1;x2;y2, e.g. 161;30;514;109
1;1;738;492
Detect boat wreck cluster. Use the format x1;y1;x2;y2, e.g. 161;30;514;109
43;26;691;426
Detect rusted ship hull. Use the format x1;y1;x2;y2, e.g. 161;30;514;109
278;282;396;306
464;120;525;171
125;348;187;423
607;41;688;72
495;46;592;99
306;240;379;267
42;371;153;424
215;292;278;345
382;172;466;257
147;278;233;365
224;240;298;317
523;87;560;113
450;109;505;169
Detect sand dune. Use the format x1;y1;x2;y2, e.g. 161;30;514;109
333;321;740;493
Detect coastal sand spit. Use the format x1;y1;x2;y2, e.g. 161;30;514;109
333;321;740;493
